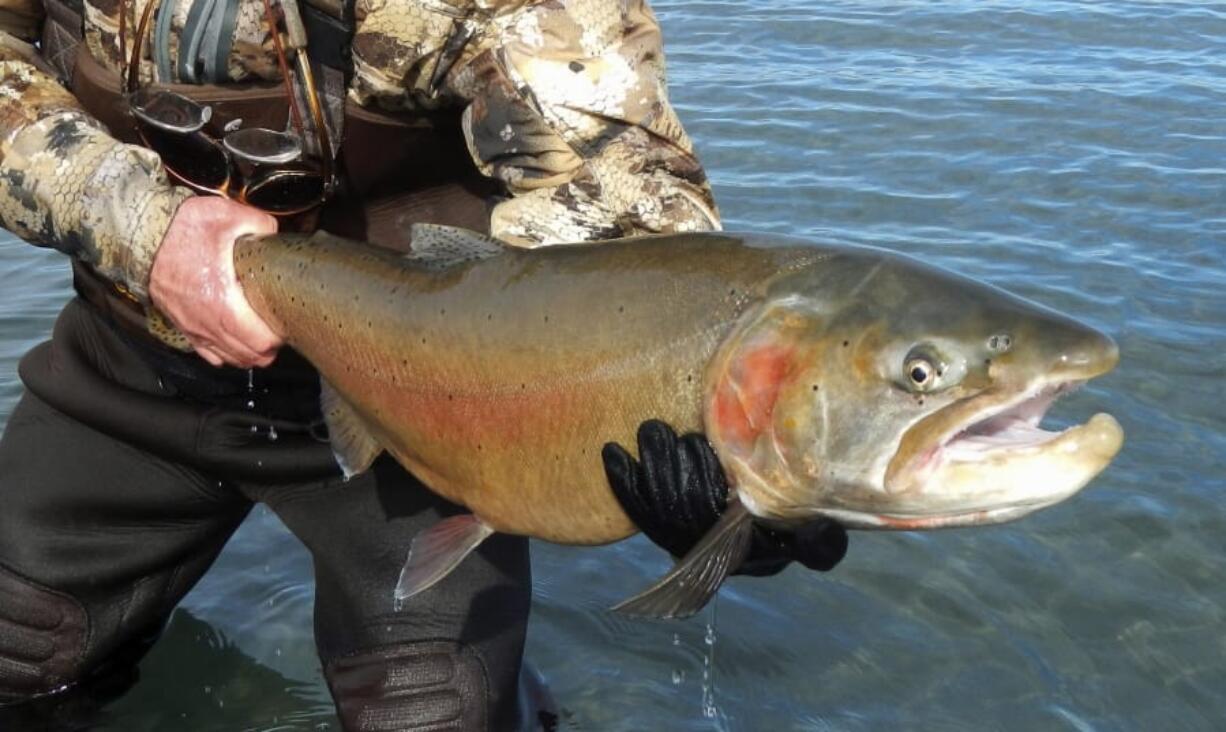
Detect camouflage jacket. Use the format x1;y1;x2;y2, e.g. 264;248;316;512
0;0;719;304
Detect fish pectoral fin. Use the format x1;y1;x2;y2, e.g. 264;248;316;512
320;378;383;478
394;514;495;609
405;224;509;271
612;498;754;620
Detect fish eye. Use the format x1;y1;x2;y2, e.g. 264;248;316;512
901;344;948;393
906;357;935;389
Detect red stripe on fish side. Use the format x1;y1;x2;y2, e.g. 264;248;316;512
712;344;797;453
390;383;584;449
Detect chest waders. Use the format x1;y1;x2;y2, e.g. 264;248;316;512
1;2;553;728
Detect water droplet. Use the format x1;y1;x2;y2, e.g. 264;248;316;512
704;623;716;646
250;425;258;433
246;369;254;391
672;633;680;646
671;669;683;685
204;685;212;694
274;647;282;657
268;426;278;441
246;399;255;409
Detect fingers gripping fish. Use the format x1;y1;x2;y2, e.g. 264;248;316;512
233;226;1124;619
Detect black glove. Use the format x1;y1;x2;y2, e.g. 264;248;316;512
602;420;848;577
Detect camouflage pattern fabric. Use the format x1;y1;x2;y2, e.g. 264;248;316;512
0;0;718;331
0;36;190;301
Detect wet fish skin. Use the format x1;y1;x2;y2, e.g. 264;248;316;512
235;229;805;543
234;227;1122;617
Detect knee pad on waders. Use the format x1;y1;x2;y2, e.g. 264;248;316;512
325;641;493;731
0;564;88;703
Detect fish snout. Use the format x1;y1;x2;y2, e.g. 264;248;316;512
1057;329;1119;377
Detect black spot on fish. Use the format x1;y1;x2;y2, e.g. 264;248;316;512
618;305;624;313
569;61;584;73
812;384;819;392
843;340;850;347
544;315;549;323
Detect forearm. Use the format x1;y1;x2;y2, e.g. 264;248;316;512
349;0;720;246
0;35;190;301
456;0;720;245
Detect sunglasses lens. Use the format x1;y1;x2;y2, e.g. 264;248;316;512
137;122;230;190
130;89;211;133
244;169;325;215
224;128;303;166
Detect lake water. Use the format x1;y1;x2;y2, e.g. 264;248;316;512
2;0;1223;729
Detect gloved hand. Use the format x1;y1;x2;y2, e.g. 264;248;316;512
602;420;848;577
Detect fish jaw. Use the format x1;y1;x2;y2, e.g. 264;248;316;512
842;381;1123;529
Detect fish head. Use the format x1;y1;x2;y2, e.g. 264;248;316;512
704;247;1123;530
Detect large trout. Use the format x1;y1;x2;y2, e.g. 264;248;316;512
234;226;1123;618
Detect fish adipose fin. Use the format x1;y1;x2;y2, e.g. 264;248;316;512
321;379;383;478
394;514;495;610
405;224;508;271
613;498;754;620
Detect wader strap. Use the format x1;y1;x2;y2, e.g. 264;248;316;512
178;0;218;83
301;0;353;77
202;0;241;82
153;0;178;82
39;0;83;83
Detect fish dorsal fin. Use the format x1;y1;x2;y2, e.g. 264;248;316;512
394;514;495;610
320;378;384;478
405;224;508;271
612;498;754;619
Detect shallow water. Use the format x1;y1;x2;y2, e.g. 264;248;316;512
2;0;1224;729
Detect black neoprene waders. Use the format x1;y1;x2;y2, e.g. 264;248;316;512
0;298;540;730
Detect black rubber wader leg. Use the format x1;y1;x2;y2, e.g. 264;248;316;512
252;457;534;732
0;300;255;715
0;391;252;707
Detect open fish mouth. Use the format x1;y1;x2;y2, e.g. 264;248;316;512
941;381;1082;460
849;380;1125;530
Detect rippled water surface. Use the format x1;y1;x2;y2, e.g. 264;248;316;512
2;1;1223;729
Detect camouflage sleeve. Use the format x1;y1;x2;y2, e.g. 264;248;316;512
350;0;720;246
0;34;191;301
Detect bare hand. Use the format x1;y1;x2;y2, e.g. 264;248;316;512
150;196;283;368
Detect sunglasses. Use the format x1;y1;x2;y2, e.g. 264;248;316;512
120;0;333;216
